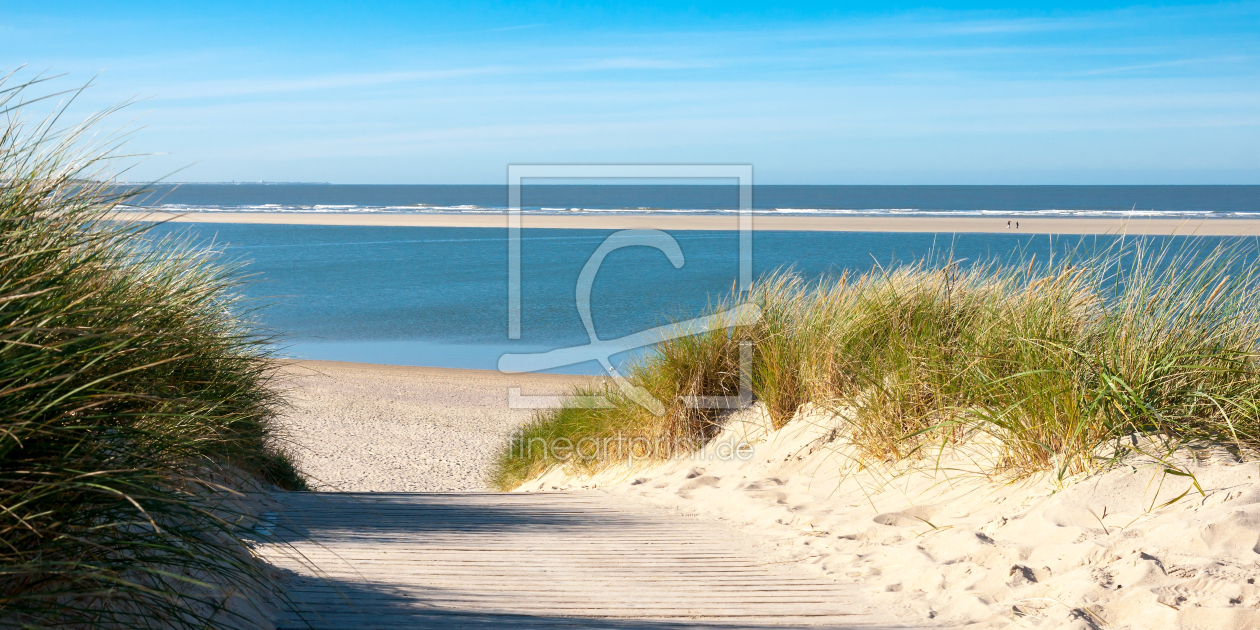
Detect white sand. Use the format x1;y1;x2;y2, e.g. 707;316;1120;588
273;360;595;491
113;210;1260;235
522;404;1260;629
274;360;1260;627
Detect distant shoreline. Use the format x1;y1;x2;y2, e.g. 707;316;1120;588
112;211;1260;235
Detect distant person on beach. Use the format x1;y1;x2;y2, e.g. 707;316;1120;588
1007;220;1011;229
1016;222;1020;229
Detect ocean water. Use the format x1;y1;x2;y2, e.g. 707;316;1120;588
131;184;1259;373
145;222;1249;374
125;184;1260;219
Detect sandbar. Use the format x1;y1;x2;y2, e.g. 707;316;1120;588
113;210;1260;235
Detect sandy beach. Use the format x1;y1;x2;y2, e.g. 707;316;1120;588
275;360;1260;628
115;210;1260;235
274;360;595;491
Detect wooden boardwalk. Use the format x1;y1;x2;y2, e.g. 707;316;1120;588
260;492;922;629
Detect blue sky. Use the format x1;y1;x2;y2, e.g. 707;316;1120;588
4;1;1258;183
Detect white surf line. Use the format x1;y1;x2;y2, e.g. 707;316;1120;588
110;211;1260;235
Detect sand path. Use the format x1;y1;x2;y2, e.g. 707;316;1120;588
274;360;595;491
269;361;926;628
259;491;918;629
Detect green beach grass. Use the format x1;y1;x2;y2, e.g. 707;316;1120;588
0;78;304;627
493;238;1260;490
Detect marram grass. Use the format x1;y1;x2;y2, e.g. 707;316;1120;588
0;76;304;628
493;238;1260;490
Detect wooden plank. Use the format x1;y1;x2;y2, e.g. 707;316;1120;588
260;492;922;629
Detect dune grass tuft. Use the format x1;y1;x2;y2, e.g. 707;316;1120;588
0;76;303;627
493;237;1260;490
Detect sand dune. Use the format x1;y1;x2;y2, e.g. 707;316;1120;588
523;404;1260;629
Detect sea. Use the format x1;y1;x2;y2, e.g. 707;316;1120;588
135;184;1260;374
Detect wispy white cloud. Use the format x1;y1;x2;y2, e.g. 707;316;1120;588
573;57;708;70
153;67;515;100
142;57;718;102
1071;56;1255;76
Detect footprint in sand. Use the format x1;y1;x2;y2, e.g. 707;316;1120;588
872;505;942;527
679;475;722;492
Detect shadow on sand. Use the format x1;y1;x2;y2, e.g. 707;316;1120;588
265;493;930;630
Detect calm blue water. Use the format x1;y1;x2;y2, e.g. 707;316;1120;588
146;222;1251;374
132;184;1259;372
125;184;1260;218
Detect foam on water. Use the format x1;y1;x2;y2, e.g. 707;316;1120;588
117;184;1260;220
124;204;1260;219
